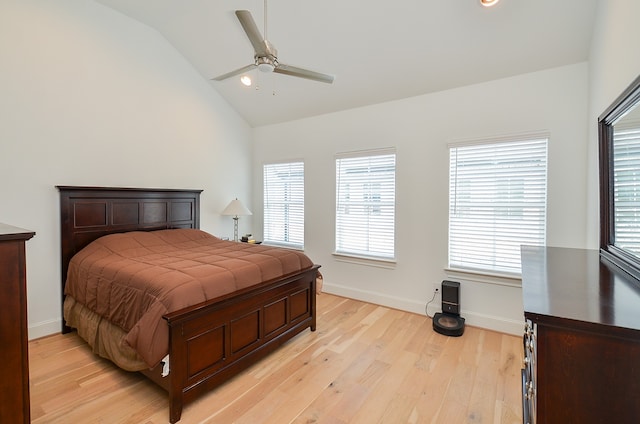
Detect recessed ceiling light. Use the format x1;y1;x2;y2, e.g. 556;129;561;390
480;0;500;7
240;75;252;86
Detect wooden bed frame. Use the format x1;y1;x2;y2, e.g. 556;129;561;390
58;186;318;423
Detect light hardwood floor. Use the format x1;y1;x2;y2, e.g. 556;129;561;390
29;294;523;423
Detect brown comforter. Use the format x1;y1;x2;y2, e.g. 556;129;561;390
65;229;314;368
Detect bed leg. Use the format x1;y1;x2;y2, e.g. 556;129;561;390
169;397;183;423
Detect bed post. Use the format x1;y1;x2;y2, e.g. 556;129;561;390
167;319;185;424
311;269;317;331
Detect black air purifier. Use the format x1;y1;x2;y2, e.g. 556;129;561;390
433;280;465;337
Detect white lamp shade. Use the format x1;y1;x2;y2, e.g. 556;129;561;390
221;198;252;217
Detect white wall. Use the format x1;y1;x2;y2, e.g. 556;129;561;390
254;63;589;335
0;0;253;339
585;0;640;247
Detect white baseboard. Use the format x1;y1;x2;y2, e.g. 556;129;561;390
29;318;62;340
28;283;523;341
322;282;523;336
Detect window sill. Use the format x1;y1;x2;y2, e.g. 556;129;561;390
262;241;304;251
445;267;521;288
332;252;396;269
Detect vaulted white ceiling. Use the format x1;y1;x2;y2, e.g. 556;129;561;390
95;0;597;127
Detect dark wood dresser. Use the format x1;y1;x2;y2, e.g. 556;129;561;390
0;224;35;423
520;246;640;424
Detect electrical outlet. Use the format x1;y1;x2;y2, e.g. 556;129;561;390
432;282;440;294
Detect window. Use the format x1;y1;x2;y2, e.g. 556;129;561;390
263;161;304;249
335;149;396;260
448;136;548;274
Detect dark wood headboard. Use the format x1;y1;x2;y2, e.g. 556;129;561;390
57;186;202;331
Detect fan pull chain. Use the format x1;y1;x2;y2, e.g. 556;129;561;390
272;69;277;96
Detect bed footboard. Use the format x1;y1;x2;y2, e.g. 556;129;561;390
161;265;319;423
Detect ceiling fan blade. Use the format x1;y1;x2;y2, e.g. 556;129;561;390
274;63;335;84
211;64;256;81
235;10;273;57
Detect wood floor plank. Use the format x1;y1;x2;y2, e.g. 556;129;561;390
348;350;423;424
28;294;522;423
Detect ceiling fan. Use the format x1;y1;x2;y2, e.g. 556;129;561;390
212;8;334;84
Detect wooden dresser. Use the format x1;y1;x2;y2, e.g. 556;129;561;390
520;246;640;424
0;224;35;424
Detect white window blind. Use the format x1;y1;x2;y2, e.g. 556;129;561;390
335;150;396;260
448;137;548;274
613;125;640;255
263;161;304;249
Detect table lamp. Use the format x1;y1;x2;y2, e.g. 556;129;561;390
221;198;252;241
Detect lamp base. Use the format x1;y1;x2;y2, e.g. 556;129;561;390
233;216;239;242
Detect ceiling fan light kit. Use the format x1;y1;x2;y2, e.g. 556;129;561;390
256;56;276;73
212;8;334;85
